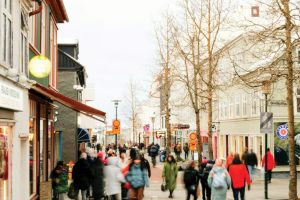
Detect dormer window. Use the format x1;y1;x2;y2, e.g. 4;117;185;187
251;6;259;17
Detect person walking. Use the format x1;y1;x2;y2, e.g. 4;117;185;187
140;153;151;178
183;143;189;160
245;149;258;182
207;159;231;200
126;155;149;200
241;148;249;164
104;156;126;200
183;161;200;200
226;152;234;170
72;153;92;200
162;155;178;198
228;154;251;200
149;144;159;167
90;154;105;200
199;160;214;200
262;148;275;183
50;161;68;200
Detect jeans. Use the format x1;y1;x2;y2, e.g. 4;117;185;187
184;152;189;160
74;189;87;200
232;187;245;200
151;156;156;167
247;165;254;181
267;170;272;182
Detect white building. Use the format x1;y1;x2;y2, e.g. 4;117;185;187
0;0;32;199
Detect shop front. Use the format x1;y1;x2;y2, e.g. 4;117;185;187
0;77;29;200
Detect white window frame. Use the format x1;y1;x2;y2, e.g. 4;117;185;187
229;97;234;118
235;95;241;117
20;8;29;76
224;101;228;118
0;0;13;68
242;94;247;117
251;92;258;116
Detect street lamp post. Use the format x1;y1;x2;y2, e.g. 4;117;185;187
262;83;271;199
112;100;121;152
151;114;155;144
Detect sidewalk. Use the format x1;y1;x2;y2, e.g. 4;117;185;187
143;160;299;200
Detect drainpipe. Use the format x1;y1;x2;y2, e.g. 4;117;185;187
29;0;42;17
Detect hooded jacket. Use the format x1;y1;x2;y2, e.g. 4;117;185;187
104;157;126;195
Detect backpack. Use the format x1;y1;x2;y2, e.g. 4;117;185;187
150;146;157;156
211;170;227;189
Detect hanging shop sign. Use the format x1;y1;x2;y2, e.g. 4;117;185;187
276;124;288;140
0;81;23;111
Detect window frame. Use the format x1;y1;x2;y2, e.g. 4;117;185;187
0;0;13;68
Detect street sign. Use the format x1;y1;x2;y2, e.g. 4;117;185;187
260;112;273;133
112;119;120;134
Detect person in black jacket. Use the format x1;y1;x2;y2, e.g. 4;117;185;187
199;160;214;200
184;161;200;200
72;152;92;200
140;153;151;177
245;149;258;182
90;155;104;200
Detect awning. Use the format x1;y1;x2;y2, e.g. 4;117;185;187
77;128;90;143
31;83;106;122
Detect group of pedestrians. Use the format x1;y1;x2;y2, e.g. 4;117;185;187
51;144;152;200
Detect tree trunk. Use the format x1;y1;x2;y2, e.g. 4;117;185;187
207;90;214;160
283;1;298;199
195;110;203;165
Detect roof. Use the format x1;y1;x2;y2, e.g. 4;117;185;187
48;0;69;23
31;83;106;121
58;38;79;46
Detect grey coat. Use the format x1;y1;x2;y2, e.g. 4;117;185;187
207;166;231;200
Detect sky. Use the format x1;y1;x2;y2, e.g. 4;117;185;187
58;0;174;124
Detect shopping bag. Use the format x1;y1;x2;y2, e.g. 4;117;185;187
67;182;76;199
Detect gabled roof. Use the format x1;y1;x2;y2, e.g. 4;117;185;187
58;49;86;86
48;0;69;23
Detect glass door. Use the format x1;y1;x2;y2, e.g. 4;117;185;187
0;126;10;200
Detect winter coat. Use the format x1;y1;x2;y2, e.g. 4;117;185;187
126;164;149;189
245;152;258;166
104;157;126;195
207;167;231;200
183;144;189;153
51;169;68;194
72;158;91;190
229;164;251;189
183;167;199;188
262;151;275;170
162;162;178;190
90;158;104;198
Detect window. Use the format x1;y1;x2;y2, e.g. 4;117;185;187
251;6;259;17
224;101;228;118
219;102;224;119
296;88;300;112
229;97;234;118
49;18;58;88
20;9;28;75
242;94;248;116
1;0;13;67
235;95;241;117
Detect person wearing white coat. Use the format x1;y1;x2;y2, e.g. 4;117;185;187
104;156;126;200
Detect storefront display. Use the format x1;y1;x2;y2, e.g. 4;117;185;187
0;126;10;200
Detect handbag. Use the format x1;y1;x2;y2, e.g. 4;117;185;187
161;183;166;192
67;182;76;199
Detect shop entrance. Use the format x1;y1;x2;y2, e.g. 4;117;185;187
0;126;10;200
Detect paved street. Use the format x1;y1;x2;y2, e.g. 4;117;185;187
143;161;300;200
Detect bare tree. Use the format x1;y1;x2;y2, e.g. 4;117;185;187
230;1;299;198
155;13;174;154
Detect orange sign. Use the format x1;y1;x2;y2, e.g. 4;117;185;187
189;132;197;151
112;119;120;134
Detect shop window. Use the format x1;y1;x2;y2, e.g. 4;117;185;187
29;118;37;196
0;126;10;200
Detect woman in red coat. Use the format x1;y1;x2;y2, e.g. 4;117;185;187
229;154;251;200
262;148;275;183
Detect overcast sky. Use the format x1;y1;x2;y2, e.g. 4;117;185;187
58;0;174;123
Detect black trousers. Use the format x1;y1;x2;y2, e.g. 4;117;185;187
186;189;197;200
267;170;272;182
184;152;189;160
232;187;245;200
200;180;211;200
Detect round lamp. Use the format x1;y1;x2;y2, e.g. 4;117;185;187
29;55;51;78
